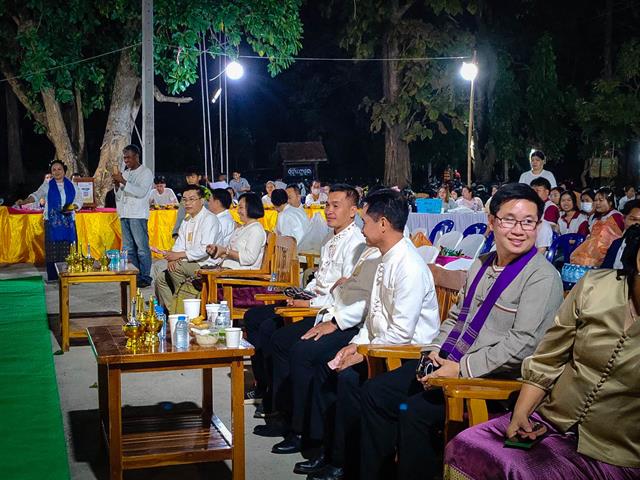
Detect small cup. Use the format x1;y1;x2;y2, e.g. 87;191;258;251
183;299;201;320
224;327;242;348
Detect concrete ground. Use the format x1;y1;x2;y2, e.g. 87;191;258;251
1;263;301;480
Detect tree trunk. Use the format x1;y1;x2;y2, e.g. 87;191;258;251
382;23;411;188
5;83;24;186
93;50;141;205
41;87;79;174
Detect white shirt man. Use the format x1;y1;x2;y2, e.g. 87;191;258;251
216;209;235;246
114;161;154;219
307;221;366;307
149;186;178;206
207;189;236;247
350;238;440;345
173;208;221;267
274;196;310;244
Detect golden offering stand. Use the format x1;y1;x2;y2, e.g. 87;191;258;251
65;242;110;273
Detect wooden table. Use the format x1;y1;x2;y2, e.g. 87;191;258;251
87;325;255;480
56;262;138;351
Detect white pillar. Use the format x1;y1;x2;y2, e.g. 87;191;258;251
141;0;155;174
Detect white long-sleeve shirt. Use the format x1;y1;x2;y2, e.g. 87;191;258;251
221;221;267;270
307;221;366;307
314;247;381;330
216;209;236;246
172;207;221;266
350;238;440;346
275;204;310;244
305;192;328;206
114;164;154;219
30;179;83;220
149;188;178;206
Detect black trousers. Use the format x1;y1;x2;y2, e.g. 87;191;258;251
360;360;445;480
310;359;368;476
272;318;358;434
244;305;283;410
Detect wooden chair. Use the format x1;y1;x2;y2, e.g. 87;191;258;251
199;233;276;317
208;235;301;320
357;265;522;442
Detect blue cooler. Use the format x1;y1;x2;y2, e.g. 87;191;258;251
416;198;443;214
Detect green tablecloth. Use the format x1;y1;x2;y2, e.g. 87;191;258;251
0;276;69;479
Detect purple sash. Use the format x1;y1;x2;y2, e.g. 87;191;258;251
440;247;537;362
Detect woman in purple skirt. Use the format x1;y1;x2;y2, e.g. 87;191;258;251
445;225;640;480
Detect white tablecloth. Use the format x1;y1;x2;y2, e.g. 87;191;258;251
407;211;488;235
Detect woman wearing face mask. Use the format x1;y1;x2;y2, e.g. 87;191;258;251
580;189;595;215
15;160;83;281
305;180;328;207
558;191;589;235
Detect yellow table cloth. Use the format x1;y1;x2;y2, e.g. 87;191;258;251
0;205;326;265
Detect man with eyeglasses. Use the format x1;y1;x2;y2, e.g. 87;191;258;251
359;183;564;480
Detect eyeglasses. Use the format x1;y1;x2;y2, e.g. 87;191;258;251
494;215;539;231
183;196;201;203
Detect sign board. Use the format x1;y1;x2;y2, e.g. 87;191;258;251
284;163;315;183
75;177;95;209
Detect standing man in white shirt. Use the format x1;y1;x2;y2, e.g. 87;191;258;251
253;185;366;449
154;185;221;311
208;188;236;246
272;189;310;244
299;190;440;478
112;144;154;287
518;150;557;187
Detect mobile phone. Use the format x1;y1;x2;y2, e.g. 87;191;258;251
416;351;440;378
504;422;546;450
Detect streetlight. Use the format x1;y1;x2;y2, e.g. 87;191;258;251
225;61;244;80
460;52;478;185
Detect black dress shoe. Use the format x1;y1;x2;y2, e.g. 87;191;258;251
293;454;326;475
253;422;287;437
307;465;344;480
271;433;301;454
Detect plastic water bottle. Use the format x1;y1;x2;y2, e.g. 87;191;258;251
120;248;128;271
175;315;189;349
155;304;167;340
267;272;277;292
215;301;231;340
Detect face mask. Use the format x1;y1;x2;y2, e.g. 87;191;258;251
582;202;593;213
312;188;320;195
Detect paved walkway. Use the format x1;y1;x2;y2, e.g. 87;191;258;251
1;263;300;480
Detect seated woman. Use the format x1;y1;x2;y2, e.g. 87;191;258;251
558;190;588;235
455;185;483;211
444;224;640;480
437;185;457;212
206;192;267;269
262;180;275;208
580;188;595;215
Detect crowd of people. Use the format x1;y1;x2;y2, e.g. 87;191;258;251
10;145;640;479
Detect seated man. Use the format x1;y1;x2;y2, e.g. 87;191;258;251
360;183;564;480
601;199;640;268
154;185;221;312
208;188;236;246
531;177;560;228
272;188;310;244
149;176;178;207
286;183;304;209
301;189;441;480
244;184;365;421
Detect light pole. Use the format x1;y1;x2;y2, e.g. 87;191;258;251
460;52;478;185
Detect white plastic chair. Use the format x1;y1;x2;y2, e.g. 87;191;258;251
416;245;439;264
457;234;486;259
443;258;475;271
434;231;463;250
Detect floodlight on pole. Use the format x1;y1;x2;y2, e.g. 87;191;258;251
225;61;244;80
211;87;222;103
461;52;478;185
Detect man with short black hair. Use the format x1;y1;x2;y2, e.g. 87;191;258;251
530;177;559;225
272;188;310;244
286;183;303;209
208;188;235;246
360;183;564;480
154;185;221;311
229;170;251;198
112;144;154;287
301;189;440;479
149;176;178;206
